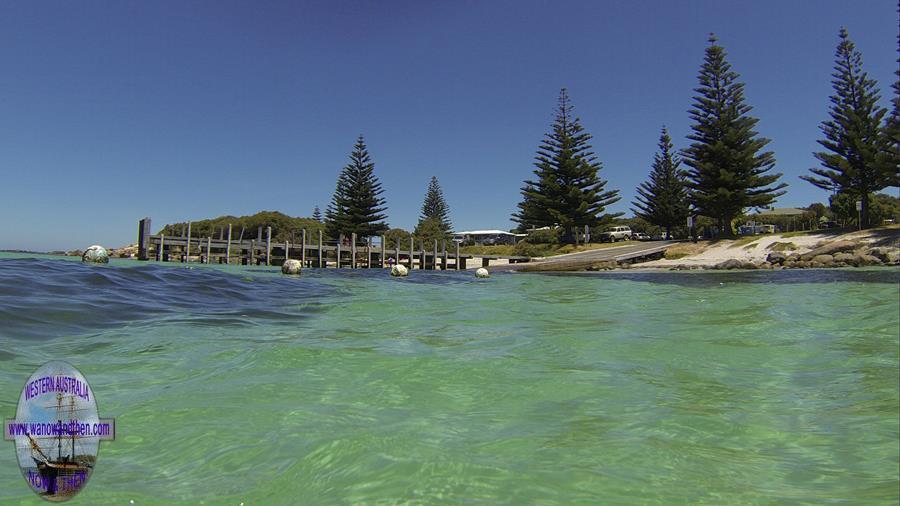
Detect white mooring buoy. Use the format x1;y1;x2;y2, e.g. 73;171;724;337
475;267;490;278
281;259;302;275
82;245;109;264
390;264;409;277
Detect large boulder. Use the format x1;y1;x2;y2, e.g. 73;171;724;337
854;254;883;266
766;251;787;264
868;247;900;265
713;259;754;270
833;252;855;264
800;240;858;261
81;245;109;264
811;254;834;266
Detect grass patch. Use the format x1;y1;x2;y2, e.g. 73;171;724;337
664;242;707;260
459;245;517;256
767;241;797;252
461;241;630;258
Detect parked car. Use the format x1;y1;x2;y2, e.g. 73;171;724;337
599;226;632;242
632;232;651;241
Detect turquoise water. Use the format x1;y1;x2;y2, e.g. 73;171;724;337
0;254;898;504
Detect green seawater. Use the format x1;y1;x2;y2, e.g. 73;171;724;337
0;255;898;504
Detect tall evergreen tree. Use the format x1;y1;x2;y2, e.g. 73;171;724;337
884;24;900;187
419;176;452;232
325;136;389;239
312;205;322;223
683;34;786;236
801;28;893;228
632;127;690;239
513;88;620;243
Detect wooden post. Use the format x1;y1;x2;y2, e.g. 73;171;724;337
318;230;323;268
380;236;386;268
285;241;290;261
441;240;447;270
137;217;151;260
257;226;263;242
420;240;425;270
185;221;191;262
206;237;211;264
301;229;307;266
337;234;344;268
226;224;232;265
433;240;438;270
351;233;357;269
158;234;165;261
408;236;414;269
265;226;272;266
367;236;373;268
455;241;460;270
219;227;224;240
482;257;490;268
250;239;255;265
395;240;400;269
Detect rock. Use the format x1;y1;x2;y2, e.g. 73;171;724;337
854;254;883;266
758;262;772;270
281;259;302;275
390;264;409;277
81;245;109;264
800;240;858;261
475;267;490;278
766;251;787;264
868;247;900;264
714;259;744;270
812;254;834;265
833;252;855;264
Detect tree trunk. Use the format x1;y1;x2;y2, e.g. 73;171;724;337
861;192;869;229
665;226;671;240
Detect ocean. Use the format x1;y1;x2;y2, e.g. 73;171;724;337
0;254;898;504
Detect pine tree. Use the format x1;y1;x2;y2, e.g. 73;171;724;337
325;136;389;239
801;28;892;228
513;88;620;243
312;205;322;223
419;176;452;232
683;34;786;236
632;127;690;239
884;26;900;188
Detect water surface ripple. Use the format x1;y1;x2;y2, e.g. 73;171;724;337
0;254;897;504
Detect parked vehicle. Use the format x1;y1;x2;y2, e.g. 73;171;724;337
599;226;632;242
633;232;651;241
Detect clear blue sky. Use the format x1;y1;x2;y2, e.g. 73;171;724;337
0;1;897;251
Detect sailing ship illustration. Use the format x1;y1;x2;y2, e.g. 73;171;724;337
24;392;95;500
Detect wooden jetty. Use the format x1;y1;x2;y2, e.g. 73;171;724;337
136;217;530;270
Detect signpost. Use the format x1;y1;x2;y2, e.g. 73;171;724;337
856;200;862;230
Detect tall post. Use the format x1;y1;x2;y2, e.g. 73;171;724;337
408;236;414;269
433;239;438;270
420;240;425;270
301;229;307;266
395;240;400;269
285;240;290;261
159;234;165;261
380;236;386;268
337;234;343;268
249;240;255;265
185;221;191;262
351;233;357;269
226;224;232;265
218;227;224;240
318;230;323;268
367;237;373;268
137;217;151;260
206;237;211;264
441;239;447;270
455;241;460;270
265;226;272;266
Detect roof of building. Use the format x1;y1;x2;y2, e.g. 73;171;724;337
755;207;808;216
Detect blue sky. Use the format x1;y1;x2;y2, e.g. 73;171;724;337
0;1;897;251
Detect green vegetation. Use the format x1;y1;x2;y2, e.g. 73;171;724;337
158;211;325;243
419;176;452;233
767;241;798;252
461;241;623;258
513;88;620;243
325;136;389;239
632;127;690;239
801;29;895;228
683;35;786;237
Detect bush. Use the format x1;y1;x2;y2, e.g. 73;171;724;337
513;241;556;257
524;228;560;244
